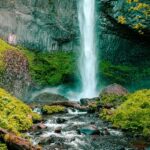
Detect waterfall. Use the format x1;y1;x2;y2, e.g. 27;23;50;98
78;0;97;98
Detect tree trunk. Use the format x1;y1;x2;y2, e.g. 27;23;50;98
0;128;41;150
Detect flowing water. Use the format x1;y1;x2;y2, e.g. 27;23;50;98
78;0;97;98
28;109;137;150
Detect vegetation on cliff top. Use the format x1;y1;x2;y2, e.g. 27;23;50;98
0;88;41;134
117;0;150;34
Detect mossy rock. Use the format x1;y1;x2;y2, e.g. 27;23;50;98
108;89;150;137
99;84;128;107
0;39;30;98
0;88;41;134
32;92;68;104
100;94;127;108
42;105;65;115
0;39;17;71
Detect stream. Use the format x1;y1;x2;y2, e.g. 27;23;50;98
28;109;136;150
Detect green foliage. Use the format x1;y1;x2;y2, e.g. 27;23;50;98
20;47;77;86
99;61;150;85
42;105;65;115
0;88;41;134
32;112;42;123
88;102;98;112
109;89;150;136
100;93;127;107
116;0;150;34
0;40;77;87
0;143;7;150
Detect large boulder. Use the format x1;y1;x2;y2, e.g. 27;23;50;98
99;84;129;107
100;83;128;96
0;39;31;99
77;125;100;135
32;92;68;104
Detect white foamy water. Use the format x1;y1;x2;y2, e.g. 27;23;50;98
78;0;97;98
68;109;87;115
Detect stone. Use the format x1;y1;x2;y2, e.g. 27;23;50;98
37;123;47;129
32;92;68;104
100;83;128;96
30;123;47;132
56;118;67;124
77;125;100;135
55;127;62;134
100;83;129;96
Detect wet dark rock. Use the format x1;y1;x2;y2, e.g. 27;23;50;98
39;137;52;145
56;118;67;124
100;83;129;96
37;123;47;129
49;135;66;144
55;127;62;134
77;125;100;135
103;128;110;136
31;123;47;132
80;97;99;106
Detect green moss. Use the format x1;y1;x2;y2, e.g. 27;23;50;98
0;143;7;150
32;112;42;123
100;94;127;107
109;89;150;136
0;40;77;87
42;105;65;115
19;46;77;86
0;88;41;134
115;0;150;33
99;61;150;86
0;39;17;72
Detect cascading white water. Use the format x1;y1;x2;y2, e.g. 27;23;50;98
78;0;97;98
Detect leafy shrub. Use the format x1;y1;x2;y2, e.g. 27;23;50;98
100;93;127;107
110;89;150;136
0;88;41;134
115;0;150;33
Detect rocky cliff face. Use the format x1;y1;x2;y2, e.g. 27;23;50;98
97;0;150;64
0;0;149;63
0;0;78;51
